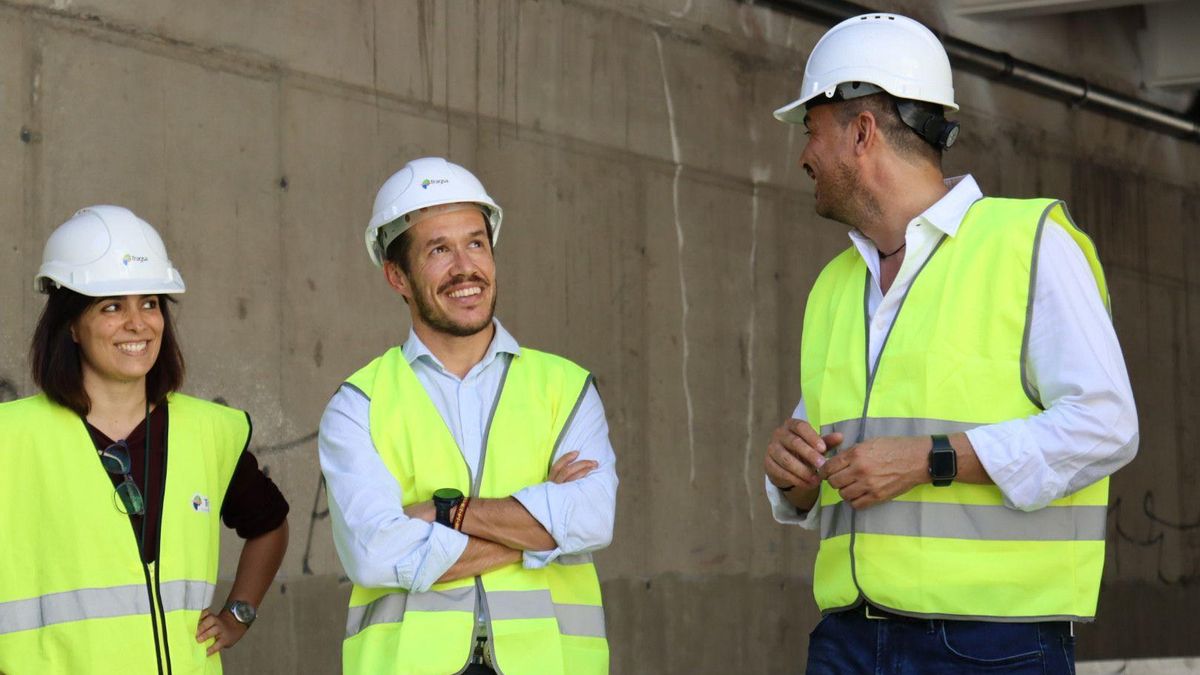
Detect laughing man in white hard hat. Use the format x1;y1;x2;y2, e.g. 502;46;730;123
762;13;1138;673
318;157;616;674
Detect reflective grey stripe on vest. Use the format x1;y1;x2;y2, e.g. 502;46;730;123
345;587;605;639
817;416;1106;542
345;586;476;638
478;590;606;639
555;553;593;566
159;580;216;613
552;603;607;638
0;580;215;636
820;418;981;448
821;499;1107;541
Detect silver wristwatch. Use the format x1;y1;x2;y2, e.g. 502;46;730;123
223;599;257;627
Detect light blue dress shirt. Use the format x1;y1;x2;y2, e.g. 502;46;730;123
318;319;618;593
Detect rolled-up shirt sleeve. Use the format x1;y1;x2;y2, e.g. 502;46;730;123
318;384;468;592
513;382;618;568
765;398;822;530
967;222;1139;511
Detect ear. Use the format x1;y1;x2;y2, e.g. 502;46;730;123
851;110;879;156
70;324;79;343
383;260;413;300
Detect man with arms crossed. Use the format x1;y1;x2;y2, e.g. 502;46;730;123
763;14;1137;673
320;157;616;674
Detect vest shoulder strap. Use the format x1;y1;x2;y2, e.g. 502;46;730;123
345;347;401;397
0;393;63;424
513;348;591;388
966;197;1109;311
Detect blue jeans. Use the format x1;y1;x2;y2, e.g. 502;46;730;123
806;608;1076;674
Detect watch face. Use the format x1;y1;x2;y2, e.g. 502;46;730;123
433;487;463;502
930;448;956;479
228;600;256;625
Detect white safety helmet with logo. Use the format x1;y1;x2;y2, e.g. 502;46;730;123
35;205;186;296
364;157;503;267
774;14;960;148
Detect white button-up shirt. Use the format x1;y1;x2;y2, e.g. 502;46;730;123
768;175;1139;526
319;320;618;592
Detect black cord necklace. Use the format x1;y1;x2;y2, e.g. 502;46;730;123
879;242;906;259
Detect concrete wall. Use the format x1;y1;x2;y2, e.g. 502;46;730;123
0;0;1196;672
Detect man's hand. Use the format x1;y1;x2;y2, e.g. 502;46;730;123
765;419;843;491
404;500;436;523
549;450;597;484
820;436;930;509
196;608;249;656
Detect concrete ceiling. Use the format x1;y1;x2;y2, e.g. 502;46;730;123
955;0;1199;94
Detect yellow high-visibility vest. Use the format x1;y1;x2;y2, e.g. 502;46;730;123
802;198;1111;621
341;346;608;675
0;393;249;674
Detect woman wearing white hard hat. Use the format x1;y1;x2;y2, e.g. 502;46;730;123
0;206;290;674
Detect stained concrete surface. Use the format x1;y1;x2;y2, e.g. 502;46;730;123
1;0;1198;672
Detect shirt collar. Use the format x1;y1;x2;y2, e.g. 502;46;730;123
922;174;983;237
401;318;521;374
847;173;983;249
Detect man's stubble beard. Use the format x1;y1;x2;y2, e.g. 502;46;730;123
816;159;882;230
412;276;498;338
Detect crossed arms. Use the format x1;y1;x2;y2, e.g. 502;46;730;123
403;451;599;582
318;382;618;592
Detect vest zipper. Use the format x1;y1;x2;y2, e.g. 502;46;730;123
848;234;948;608
140;560;166;675
154;416;173;675
140;406;170;675
460;357;512;674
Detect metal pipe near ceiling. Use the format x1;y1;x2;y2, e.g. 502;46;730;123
744;0;1200;143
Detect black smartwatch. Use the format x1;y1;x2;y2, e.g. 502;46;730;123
928;435;957;487
223;600;257;627
432;488;464;527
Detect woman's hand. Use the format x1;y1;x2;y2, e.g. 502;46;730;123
196;608;249;656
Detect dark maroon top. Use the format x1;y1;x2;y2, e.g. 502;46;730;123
85;404;289;563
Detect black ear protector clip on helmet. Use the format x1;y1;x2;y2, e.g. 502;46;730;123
895;100;960;150
807;82;961;151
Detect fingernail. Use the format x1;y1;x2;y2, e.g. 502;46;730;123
815;456;826;468
817;441;826;452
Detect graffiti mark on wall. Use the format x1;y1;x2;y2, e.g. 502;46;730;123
1110;492;1200;585
302;474;331;576
241;426;336;577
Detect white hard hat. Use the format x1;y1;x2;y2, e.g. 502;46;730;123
774;13;958;124
35;205;186;296
365;157;503;267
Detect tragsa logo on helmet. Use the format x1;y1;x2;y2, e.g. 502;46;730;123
420;178;450;190
121;253;150;267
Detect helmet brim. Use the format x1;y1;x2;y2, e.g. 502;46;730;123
37;274;186;297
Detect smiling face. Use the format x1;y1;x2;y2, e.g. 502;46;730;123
385;207;497;339
72;295;164;387
800;103;861;225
